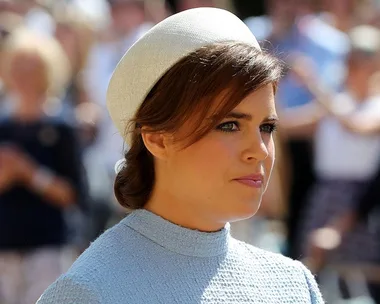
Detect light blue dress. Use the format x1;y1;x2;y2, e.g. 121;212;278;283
38;210;324;303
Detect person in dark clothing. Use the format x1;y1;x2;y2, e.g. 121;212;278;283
0;28;87;304
0;118;87;246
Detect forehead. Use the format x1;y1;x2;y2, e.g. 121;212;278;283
232;85;276;115
10;50;43;66
209;84;276;117
7;50;46;77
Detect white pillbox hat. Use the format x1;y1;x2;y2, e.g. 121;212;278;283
106;7;260;144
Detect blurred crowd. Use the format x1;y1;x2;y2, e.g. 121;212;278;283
0;0;380;303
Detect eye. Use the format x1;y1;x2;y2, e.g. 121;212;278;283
216;121;240;132
260;123;278;134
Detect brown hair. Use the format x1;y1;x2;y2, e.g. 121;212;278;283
114;41;284;211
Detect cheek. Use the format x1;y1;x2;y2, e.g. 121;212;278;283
174;137;237;182
264;137;276;176
196;141;231;170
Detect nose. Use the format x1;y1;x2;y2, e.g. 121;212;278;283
241;132;269;162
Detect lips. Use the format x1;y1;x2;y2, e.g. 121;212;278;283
233;174;264;189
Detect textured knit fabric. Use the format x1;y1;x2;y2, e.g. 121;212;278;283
37;210;324;303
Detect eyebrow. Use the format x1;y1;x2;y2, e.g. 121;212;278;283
224;111;279;122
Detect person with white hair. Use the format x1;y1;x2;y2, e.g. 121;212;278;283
0;28;87;304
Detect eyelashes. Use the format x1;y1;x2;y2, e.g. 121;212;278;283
216;121;239;132
216;121;278;134
260;123;278;134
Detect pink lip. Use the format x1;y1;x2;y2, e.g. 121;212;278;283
233;174;264;189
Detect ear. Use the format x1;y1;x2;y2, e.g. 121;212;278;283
141;131;170;160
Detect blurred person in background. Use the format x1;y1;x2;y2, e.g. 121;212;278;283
0;28;88;304
53;5;96;121
282;24;380;302
316;140;380;302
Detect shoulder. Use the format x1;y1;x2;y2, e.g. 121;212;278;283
232;239;300;270
231;240;324;303
38;220;140;301
353;95;380;120
326;92;356;116
0;114;12;127
57;218;142;280
37;272;101;304
0;117;18;138
39;116;79;144
41;116;76;131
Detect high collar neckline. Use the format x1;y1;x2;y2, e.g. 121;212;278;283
122;209;231;258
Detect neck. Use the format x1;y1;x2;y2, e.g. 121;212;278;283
123;209;230;257
145;186;225;232
12;93;45;122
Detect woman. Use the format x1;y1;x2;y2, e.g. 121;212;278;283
0;28;87;304
38;8;324;303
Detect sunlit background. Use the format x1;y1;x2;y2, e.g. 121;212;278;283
1;0;380;303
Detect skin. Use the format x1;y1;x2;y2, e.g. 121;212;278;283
7;51;48;100
143;84;278;232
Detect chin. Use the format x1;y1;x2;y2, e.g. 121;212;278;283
227;199;262;222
